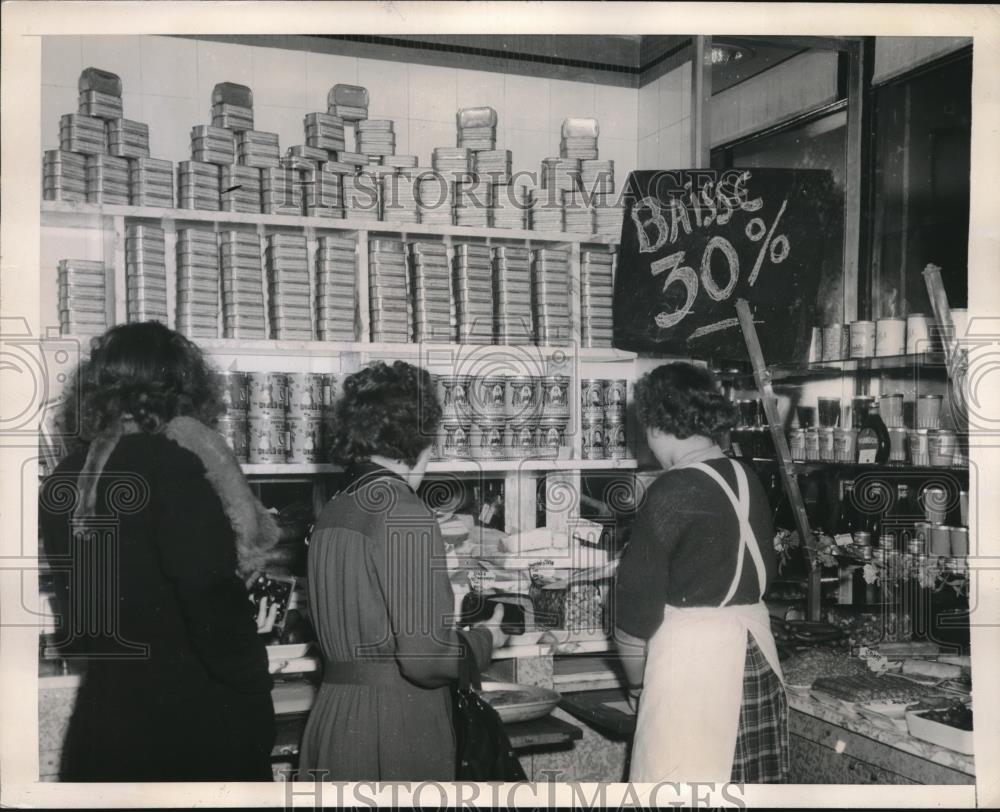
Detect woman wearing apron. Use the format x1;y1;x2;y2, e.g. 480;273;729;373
614;362;788;783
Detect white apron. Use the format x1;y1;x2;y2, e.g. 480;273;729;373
629;459;784;782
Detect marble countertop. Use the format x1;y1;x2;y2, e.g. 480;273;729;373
788;690;975;776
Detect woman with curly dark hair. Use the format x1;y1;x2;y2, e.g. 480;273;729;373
38;321;280;781
297;361;506;780
613;362;787;783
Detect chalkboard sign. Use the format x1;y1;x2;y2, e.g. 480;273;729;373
612;168;842;363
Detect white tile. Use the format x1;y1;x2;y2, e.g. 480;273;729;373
40;85;78;152
503;73;549;132
636;132;658;170
680;61;692;120
408;119;454;166
658;66;686;131
80;36;142;92
454;69;505;125
142;95;200;163
196;40;253;107
595;84;638;142
408;64;458;124
41;35;82;88
548;78;596;135
598;136;637;192
140;36;197;99
507;128;553;179
121;91;144;124
253;105;308;155
356;58;409;122
662;119;692;169
305;51;358;112
637;81;658;139
251;46;308;110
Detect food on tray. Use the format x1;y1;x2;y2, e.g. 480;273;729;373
901;659;963;682
812;673;937;704
479;689;539;707
782;648;869;688
826;606;912;646
913;702;973;731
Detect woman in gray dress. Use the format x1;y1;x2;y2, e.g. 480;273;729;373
297;361;505;780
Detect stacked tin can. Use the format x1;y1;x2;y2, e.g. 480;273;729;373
86;154;130;205
283;144;328;170
178;160;222;210
304;112;346;154
381;167;421;223
417;170;454;226
474;149;512;180
261;167;303;215
342;173;381;223
105;119;150;159
237;130;281;169
217;371;250;462
58;259;108;337
220;230;266;339
384;155;418;170
77;68;123;120
563;189;594;235
493;246;533;344
541;158;581;195
125;224;168;324
336;151;368;170
454;177;490;228
532;246;571;345
355;119;395;157
581;378;627;460
247;372;288;463
434;375;473;460
129;157;175;207
287;373;325;463
220;164;261;214
265;234;311;340
320;373;341;455
211;82;254;132
583;160;620;239
191;125;236;166
328;84;369;123
316;236;357;341
490;182;529;230
303;163;346;219
175;228;219;339
581;250;615;347
433;147;473;176
453;243;493;344
529;188;565;233
539;375;571;458
457;107;497;151
409;241;451;343
60;113;106;155
369;238;410;342
560;118;599;160
43;150;87;202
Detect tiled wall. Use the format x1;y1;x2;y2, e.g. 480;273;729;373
41;35;638;186
635;62;693;170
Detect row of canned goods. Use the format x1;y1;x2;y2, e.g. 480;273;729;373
435;419;568;461
787;426;961;466
218;413;331;464
436;374;571;423
581;418;628;461
218;371;338;418
581;378;627;422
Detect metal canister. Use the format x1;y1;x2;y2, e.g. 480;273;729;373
857;544;873;561
218;371;248;413
906;313;932;354
476;419;506;461
818;427;836;462
878;394;904;428
581;378;606;421
851;396;876;429
909;429;931;466
789;428;806;461
322;373;341;410
822;324;846;362
930;429;957;466
439;375;472;422
506;376;540;421
854;531;873;549
287;416;324;462
541;375;570;419
876;318;906;357
217;414;248;462
929;525;952;556
440;421;473;460
472;375;508;422
582;419;606;460
804;427;820;461
888;427;908;463
605;418;627;460
538;418;566;458
603;379;627;421
247;414;288;463
507;422;537;459
247;371;288;417
916;395;943;429
849;320;876;358
834;427;857;463
287;372;325;417
950;526;969;556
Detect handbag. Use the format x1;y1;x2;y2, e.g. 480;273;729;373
452;637;527;781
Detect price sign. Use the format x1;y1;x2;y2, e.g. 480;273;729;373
612;168;842;363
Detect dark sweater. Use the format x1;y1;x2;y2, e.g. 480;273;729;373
613;456;776;640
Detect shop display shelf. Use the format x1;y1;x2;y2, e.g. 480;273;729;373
716;353;951;383
241;459;639;477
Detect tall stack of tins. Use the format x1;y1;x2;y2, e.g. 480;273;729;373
58;259;108;337
220;230;266;339
355;119;396;157
315;236;357;342
532;246;572;346
217;371;250;463
453;243;493;344
580;250;615;347
286;373;325;463
265;234;312;340
247;372;288;464
211;82;254;132
125;224;168;324
457;107;497;152
581;378;628;460
175;228;219;339
492;245;533;344
369;238;410;343
409;241;451;343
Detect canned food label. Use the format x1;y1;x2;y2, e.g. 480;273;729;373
508;424;537;456
248;372;288;413
542;377;569;413
248;417;287;463
217;417;248;461
506;378;539;418
287;417;324;462
474;378;507;418
287;373;324;414
606;422;627;459
582;379;605;411
582;423;605;460
219;372;248;411
605;380;627;408
441;423;472;458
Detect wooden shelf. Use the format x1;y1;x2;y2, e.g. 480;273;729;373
241;459;638;476
717;353;951;382
747;457;969;476
40;200;620;246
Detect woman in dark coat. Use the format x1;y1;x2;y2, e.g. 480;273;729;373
297;361;505;781
38;322;280;781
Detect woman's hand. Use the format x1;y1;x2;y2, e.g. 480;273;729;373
255;597;279;634
475;603;509;650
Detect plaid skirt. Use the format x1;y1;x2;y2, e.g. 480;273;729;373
730;632;789;783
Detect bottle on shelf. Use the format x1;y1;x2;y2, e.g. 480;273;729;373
857;406;891;464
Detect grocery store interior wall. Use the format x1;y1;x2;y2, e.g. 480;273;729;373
40;35;640;184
